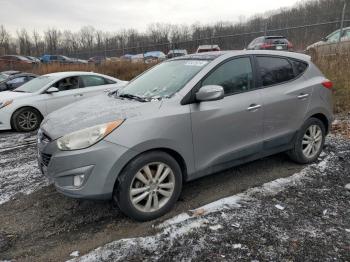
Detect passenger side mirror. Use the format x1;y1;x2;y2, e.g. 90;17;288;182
46;87;59;94
196;85;224;102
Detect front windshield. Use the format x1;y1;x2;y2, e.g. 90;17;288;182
0;73;9;82
14;76;54;93
119;59;209;99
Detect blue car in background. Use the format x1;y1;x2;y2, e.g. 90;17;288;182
40;55;74;64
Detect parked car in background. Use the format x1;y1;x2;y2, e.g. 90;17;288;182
88;56;110;64
196;45;221;53
0;72;127;132
306;27;350;57
25;56;41;64
247;36;293;51
37;50;332;221
167;49;188;59
40;55;74;64
144;51;166;63
0;55;35;68
0;71;37;92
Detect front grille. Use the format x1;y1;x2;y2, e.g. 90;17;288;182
40;152;52;167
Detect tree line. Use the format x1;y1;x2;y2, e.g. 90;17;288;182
0;0;349;59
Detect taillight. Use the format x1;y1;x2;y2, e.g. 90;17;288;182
322;80;333;89
287;42;293;49
261;43;273;49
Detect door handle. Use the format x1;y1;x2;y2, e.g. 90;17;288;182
74;94;83;97
247;104;262;111
297;94;309;99
104;88;111;93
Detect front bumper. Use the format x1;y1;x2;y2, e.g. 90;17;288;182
0;108;12;130
37;134;138;200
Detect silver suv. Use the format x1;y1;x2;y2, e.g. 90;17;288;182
38;50;333;221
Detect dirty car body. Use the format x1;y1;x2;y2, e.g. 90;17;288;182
38;50;333;221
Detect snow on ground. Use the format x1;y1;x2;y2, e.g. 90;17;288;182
69;137;350;262
0;132;49;205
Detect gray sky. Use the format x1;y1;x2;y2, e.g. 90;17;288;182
0;0;301;34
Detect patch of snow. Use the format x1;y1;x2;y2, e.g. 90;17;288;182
275;204;285;210
70;251;80;257
345;229;350;233
345;184;350;190
157;213;191;228
231;223;240;228
233;244;242;249
209;224;223;231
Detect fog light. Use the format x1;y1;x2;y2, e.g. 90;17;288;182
73;174;85;187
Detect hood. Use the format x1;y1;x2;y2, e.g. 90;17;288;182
306;41;324;50
41;93;162;140
0;91;33;101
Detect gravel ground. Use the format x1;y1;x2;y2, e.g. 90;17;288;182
0;125;349;261
70;136;350;262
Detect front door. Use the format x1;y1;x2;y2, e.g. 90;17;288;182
190;57;264;173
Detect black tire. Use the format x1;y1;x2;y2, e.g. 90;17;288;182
114;151;183;221
288;117;326;164
12;107;42;132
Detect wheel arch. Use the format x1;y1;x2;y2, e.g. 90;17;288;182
10;105;44;130
309;113;330;134
113;147;189;193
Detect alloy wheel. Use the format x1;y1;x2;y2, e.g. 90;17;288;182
17;111;38;131
302;124;323;159
129;162;175;213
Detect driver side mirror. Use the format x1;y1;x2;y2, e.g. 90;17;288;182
322;37;327;42
196;85;225;102
46;87;59;94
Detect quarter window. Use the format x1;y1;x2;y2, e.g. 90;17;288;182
256;56;294;86
80;75;109;88
202;57;254;95
291;59;308;77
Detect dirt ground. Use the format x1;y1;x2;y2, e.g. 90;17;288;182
0;119;349;261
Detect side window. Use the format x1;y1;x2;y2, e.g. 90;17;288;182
256;56;294;87
290;59;308;77
7;77;27;85
105;78;116;84
327;31;340;43
80;75;108;88
202;57;254;96
54;76;79;91
343;30;350;40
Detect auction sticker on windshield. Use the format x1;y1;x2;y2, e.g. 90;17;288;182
184;61;209;67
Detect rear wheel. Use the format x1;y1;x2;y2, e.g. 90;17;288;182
114;151;182;221
288;118;326;164
12;107;42;132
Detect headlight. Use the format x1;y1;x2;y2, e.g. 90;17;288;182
57;120;124;151
0;100;13;109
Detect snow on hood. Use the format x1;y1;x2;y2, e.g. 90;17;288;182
0;91;33;101
306;41;325;50
41;93;162;139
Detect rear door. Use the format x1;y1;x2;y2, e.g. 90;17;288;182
190;56;264;173
255;56;311;149
75;75;117;101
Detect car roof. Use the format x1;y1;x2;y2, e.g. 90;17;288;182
43;71;115;79
172;50;311;62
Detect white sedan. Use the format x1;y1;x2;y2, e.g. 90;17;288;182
0;71;127;132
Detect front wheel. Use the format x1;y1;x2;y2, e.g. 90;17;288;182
288;118;326;164
114;151;183;221
12;107;42;132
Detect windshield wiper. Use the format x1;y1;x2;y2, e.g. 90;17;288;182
118;93;148;102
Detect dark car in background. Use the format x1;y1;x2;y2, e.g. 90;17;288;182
0;71;37;91
167;49;188;59
25;56;41;64
0;55;35;68
247;36;293;51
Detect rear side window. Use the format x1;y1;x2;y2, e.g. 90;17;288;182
256;56;294;86
202;57;254;95
291;59;308;77
80;75;108;88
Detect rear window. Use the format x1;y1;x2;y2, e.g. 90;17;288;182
256;56;295;86
266;38;288;44
290;59;308;77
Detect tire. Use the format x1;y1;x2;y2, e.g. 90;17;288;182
12;107;42;132
288;118;326;164
114;151;183;221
